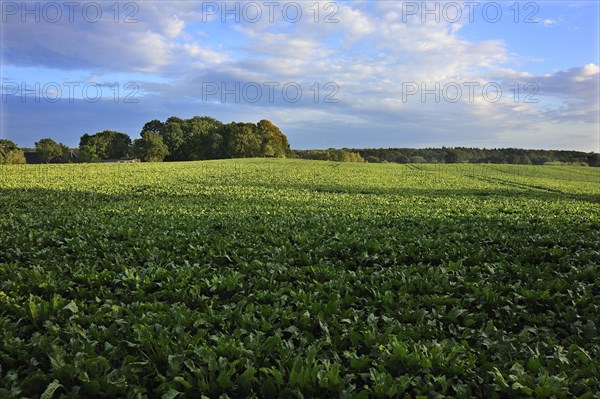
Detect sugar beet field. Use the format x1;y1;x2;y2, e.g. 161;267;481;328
0;159;599;398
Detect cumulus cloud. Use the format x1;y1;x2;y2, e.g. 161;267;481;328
1;2;214;73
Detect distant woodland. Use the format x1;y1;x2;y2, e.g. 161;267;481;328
293;148;600;166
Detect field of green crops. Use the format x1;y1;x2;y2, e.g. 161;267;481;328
1;159;599;398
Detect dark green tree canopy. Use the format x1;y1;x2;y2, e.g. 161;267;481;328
79;130;131;161
256;119;291;158
35;138;63;163
292;149;365;163
325;147;600;166
141;116;290;161
140;120;165;136
0;139;18;154
0;139;26;164
132;132;169;162
444;150;460;164
587;153;600;167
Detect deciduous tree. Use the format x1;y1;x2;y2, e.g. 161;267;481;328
35;138;63;163
132;132;169;162
0;139;26;164
79;130;131;161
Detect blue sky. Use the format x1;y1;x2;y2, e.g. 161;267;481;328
1;0;599;151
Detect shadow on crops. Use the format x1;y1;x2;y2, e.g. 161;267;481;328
237;180;600;204
1;179;598;227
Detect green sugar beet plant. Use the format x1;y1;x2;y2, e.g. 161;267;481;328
1;160;599;398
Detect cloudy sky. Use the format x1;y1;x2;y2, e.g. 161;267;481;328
1;0;599;151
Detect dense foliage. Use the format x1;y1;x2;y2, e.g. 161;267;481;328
0;140;25;165
79;131;132;162
34;138;64;164
293;149;365;163
131;132;169;163
52;117;291;163
1;160;599;398
144;117;291;162
349;147;600;166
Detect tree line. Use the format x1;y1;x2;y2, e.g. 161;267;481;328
2;122;599;166
292;149;366;163
0;116;292;164
349;147;600;166
292;147;599;166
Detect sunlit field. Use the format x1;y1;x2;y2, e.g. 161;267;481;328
1;160;599;398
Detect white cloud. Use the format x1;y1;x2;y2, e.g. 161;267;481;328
338;5;375;43
163;15;186;38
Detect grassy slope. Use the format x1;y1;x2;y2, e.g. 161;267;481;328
1;160;599;398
